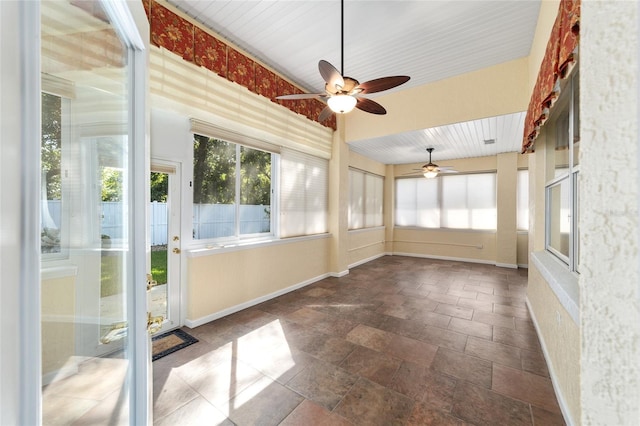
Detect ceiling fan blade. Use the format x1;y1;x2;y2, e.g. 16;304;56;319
355;97;386;115
357;76;411;95
319;60;344;92
318;106;333;122
276;93;323;100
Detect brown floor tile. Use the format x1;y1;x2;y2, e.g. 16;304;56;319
494;303;530;319
378;315;426;340
420;325;468;352
431;347;493;388
413;310;453;328
407;401;471;426
492;363;561;413
473;310;516;329
389;361;457;409
280;400;353;426
285;359;357;410
334;377;415;426
340;346;402;387
384;333;439;366
522;348;550;377
494;325;542;351
222;376;303;425
465;336;522;369
531;405;567;425
154;397;231;426
298;334;357;365
435;303;474;320
451;381;532;426
345;324;393;352
147;256;563;425
448;317;493;340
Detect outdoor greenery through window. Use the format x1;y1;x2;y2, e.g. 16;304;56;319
41;92;64;254
396;173;497;230
349;168;383;229
192;134;273;241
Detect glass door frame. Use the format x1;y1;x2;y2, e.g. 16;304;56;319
10;0;151;424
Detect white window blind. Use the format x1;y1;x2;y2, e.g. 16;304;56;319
349;168;384;229
517;170;529;230
395;178;439;227
280;148;328;238
396;173;496;230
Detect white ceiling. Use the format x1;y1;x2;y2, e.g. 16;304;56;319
168;0;540;164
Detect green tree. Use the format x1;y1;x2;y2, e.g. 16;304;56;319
150;172;168;202
101;167;123;201
41;93;61;200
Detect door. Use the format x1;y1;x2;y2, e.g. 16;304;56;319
149;162;182;334
38;0;150;424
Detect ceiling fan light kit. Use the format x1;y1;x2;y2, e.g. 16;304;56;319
275;0;410;122
328;94;357;113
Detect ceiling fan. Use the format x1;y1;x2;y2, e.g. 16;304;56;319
411;148;458;179
276;0;410;122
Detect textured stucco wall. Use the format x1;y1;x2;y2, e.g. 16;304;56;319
580;1;640;424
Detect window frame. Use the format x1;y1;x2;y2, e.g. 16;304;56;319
191;133;277;245
394;171;498;231
348;167;384;230
544;69;580;273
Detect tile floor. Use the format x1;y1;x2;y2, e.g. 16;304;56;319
152;256;565;425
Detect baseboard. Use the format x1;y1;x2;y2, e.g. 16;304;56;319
525;298;575;426
495;262;518;269
184;272;331;328
330;270;349;278
42;356;81;386
518;263;529;269
349;252;386;269
392;251;496;266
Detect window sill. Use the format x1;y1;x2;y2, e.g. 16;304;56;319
187;233;331;257
348;226;385;234
394;226;496;234
530;251;579;325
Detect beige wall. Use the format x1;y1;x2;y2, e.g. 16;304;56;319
527;266;580;423
41;276;76;377
186;237;330;323
392;154;526;268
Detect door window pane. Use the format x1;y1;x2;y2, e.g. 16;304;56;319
41;1;136;423
547;177;570;259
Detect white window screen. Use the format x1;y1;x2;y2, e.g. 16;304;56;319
517;170;529;230
396;173;495;230
349;169;383;229
280;148;328;237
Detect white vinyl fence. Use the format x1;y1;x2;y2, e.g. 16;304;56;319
42;201;270;245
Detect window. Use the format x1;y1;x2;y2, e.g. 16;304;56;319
545;69;580;271
517;170;529;230
349;169;383;230
192;134;274;241
280;148;328;238
395;173;497;230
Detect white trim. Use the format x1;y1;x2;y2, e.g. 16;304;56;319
392;251;496;266
531;251;579;325
19;1;42;424
349;253;386;269
184;272;331;328
518;263;529;269
330;270;350;278
186;233;330;257
495;262;518;269
526;298;575;426
347;226;386;234
41;264;78;281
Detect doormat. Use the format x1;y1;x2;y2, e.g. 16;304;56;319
152;329;198;361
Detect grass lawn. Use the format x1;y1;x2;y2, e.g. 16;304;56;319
101;249;168;297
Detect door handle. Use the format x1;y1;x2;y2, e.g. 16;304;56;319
172;248;181;254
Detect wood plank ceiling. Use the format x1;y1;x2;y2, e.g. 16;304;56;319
168;0;541;163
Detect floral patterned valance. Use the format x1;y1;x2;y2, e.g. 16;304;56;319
522;0;580;153
142;0;336;130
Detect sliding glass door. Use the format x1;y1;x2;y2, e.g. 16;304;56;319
39;0;149;424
